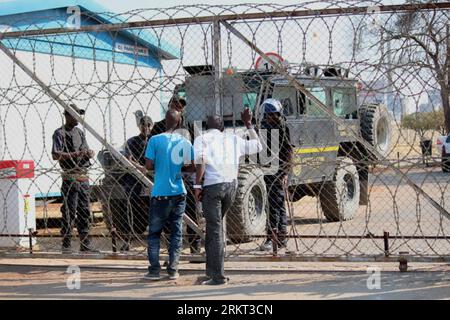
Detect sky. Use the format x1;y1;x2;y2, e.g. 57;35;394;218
102;0;402;12
0;0;431;110
99;0;434;114
106;0;338;11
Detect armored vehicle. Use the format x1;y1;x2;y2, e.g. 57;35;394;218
178;64;391;242
98;64;392;244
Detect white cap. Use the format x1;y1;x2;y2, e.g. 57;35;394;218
262;98;283;114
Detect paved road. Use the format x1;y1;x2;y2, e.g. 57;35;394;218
0;261;448;300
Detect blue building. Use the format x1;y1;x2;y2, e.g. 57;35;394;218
0;0;180;199
0;0;178;67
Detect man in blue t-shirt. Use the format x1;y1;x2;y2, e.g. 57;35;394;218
144;109;194;281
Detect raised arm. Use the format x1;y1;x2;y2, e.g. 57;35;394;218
240;107;263;154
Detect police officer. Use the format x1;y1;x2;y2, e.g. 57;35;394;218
52;105;97;253
151;96;187;136
260;99;293;251
117;115;153;251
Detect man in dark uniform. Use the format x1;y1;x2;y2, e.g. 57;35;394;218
151;96;187;136
52;105;97;253
152;96;201;254
117;116;153;251
259;99;293;251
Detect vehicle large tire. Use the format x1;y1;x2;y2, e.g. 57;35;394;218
226;166;268;243
443;155;450;173
360;104;392;159
319;157;360;221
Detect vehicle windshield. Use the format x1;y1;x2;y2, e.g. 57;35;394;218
331;87;357;117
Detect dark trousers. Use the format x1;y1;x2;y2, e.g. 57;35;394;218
113;184;149;241
264;175;288;239
148;195;186;275
60;180;91;239
185;181;201;251
202;181;237;281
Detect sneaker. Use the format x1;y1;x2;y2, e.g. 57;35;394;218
278;233;288;248
201;278;228;286
144;272;162;281
279;239;288;249
168;271;179;280
79;236;100;253
260;239;272;251
79;242;100;253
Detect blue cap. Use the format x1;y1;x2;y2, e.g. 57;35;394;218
262;98;283;114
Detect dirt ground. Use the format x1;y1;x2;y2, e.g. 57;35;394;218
0;258;448;300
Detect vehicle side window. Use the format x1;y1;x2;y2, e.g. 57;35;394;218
332;88;357;118
272;86;297;117
281;98;295;117
306;87;327;117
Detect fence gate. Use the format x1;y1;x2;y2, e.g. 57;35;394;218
0;1;449;265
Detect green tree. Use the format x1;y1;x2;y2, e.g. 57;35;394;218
385;1;450;134
432;109;447;135
401;111;443;137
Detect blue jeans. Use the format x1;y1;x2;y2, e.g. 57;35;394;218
148;195;186;275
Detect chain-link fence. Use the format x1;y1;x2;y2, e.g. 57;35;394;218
0;1;449;263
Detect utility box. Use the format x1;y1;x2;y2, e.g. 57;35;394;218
0;160;36;248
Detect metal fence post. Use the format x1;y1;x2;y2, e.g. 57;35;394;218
212;19;223;118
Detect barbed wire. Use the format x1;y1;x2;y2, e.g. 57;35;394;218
0;1;449;260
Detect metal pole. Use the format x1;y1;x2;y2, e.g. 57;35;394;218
447;23;450;128
448;24;449;86
1;3;449;39
107;61;114;146
383;231;390;257
384;33;394;111
0;42;205;239
212;20;223;117
28;228;33;254
221;19;450;221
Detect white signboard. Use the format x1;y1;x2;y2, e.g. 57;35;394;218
114;43;149;57
255;52;285;71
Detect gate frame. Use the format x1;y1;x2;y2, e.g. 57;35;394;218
0;2;449;265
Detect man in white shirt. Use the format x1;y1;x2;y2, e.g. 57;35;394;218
194;108;262;285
